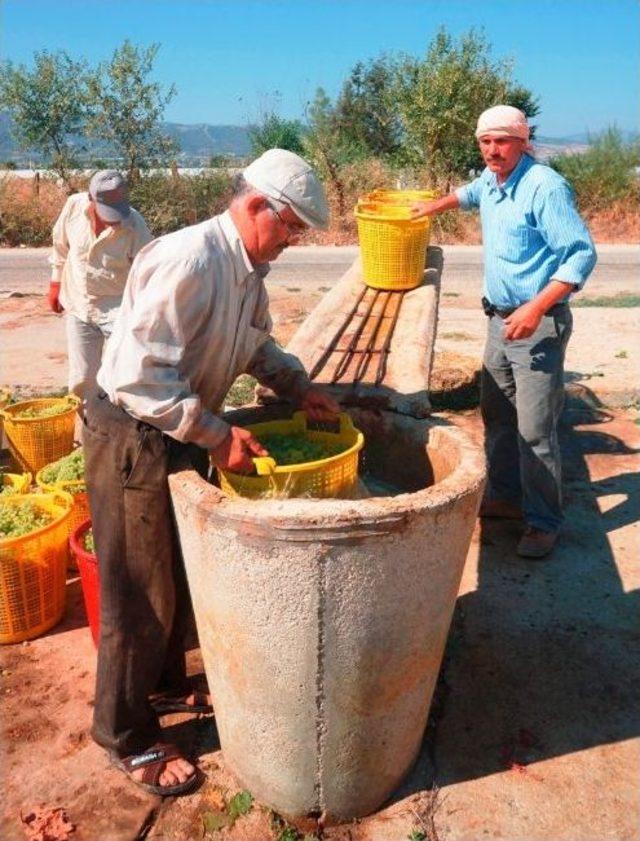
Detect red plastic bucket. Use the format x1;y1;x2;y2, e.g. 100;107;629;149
69;519;99;647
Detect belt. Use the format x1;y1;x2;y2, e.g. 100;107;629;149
481;297;514;318
481;297;569;319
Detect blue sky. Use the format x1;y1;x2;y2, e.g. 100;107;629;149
1;0;638;137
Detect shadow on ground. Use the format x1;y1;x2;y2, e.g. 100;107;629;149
391;387;639;799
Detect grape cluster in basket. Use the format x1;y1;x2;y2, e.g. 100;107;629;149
257;433;343;467
14;402;73;419
0;501;53;538
39;449;85;492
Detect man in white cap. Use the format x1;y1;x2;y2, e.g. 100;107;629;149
413;105;597;558
83;149;339;796
48;170;152;404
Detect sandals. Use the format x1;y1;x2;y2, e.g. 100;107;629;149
112;742;199;797
151;690;213;715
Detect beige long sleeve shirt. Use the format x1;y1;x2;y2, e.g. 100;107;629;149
97;211;311;449
50;192;153;326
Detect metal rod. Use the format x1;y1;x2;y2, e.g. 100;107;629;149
352;290;392;383
308;285;367;382
331;289;380;383
375;291;404;385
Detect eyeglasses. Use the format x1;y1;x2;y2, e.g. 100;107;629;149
269;205;306;240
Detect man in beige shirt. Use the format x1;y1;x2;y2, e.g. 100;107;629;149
84;149;339;797
48;170;152;403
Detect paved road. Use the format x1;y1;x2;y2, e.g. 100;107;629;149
1;244;638;301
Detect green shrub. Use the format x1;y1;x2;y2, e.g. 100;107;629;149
129;170;234;237
549;129;640;212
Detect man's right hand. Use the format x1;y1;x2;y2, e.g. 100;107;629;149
209;426;269;473
410;200;441;219
411;194;460;219
47;281;64;313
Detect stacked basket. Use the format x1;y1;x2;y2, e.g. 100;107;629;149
0;491;73;643
355;189;438;291
1;395;80;474
69;519;99;647
0;395;82;643
36;452;89;542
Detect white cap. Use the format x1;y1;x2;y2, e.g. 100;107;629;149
243;149;330;230
475;105;530;141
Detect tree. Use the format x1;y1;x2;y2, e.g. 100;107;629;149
303;88;362;219
87;41;177;181
393;28;540;181
549;128;640;212
0;50;90;189
333;56;402;159
248;111;305;157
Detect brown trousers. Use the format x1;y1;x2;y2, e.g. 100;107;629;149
83;392;208;757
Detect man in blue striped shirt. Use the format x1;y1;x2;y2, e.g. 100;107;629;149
413;105;597;558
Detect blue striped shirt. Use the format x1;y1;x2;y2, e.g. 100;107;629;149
455;153;597;309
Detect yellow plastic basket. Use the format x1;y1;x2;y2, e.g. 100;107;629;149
1;472;32;496
36;453;89;540
355;203;431;291
366;189;439;205
217;411;364;500
0;491;73;643
1;396;80;474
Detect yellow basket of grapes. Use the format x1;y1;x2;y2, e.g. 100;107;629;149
0;491;73;643
36;449;89;538
1;395;80;475
217;411;364;500
0;471;32;496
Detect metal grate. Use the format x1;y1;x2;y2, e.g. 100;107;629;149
309;287;407;387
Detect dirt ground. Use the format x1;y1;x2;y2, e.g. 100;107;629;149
1;254;638;841
1;401;637;841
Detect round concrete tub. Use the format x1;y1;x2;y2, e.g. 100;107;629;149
169;406;485;822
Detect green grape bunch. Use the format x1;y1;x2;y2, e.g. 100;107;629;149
14;400;75;419
0;501;54;538
256;433;344;468
40;449;86;492
83;528;95;554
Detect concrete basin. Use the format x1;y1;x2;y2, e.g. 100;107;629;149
169;405;485;822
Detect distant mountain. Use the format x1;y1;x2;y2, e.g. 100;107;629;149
537;130;638;144
0;113;251;165
533;140;589;162
0;112;635;167
163;123;251;157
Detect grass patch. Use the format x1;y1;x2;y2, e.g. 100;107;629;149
573;293;640;308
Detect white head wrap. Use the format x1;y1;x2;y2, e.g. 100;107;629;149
475;105;530;141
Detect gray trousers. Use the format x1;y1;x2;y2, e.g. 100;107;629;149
65;313;111;404
83;392;208;757
481;305;573;533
